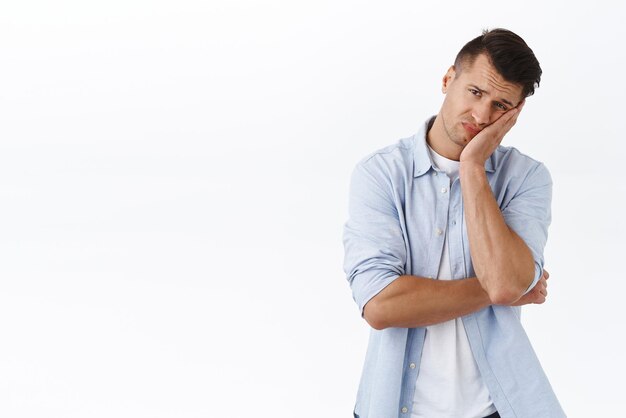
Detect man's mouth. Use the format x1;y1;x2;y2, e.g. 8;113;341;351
462;122;481;137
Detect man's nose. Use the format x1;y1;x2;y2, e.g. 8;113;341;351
471;101;492;126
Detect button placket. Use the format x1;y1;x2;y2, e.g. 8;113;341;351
449;180;466;278
435;177;450;239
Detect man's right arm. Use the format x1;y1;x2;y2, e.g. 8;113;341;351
363;271;548;330
363;275;490;329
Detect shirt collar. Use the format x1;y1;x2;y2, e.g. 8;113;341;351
413;115;495;178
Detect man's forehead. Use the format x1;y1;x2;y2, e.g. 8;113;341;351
459;54;523;103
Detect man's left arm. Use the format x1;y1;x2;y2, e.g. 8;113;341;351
460;103;552;305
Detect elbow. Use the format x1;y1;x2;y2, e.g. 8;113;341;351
485;274;531;305
488;287;524;305
363;299;389;330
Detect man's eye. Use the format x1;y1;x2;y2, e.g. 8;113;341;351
495;102;508;111
469;89;480;96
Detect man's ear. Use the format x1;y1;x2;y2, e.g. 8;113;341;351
442;65;456;94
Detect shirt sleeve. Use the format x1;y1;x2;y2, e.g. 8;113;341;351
343;160;407;316
501;162;553;294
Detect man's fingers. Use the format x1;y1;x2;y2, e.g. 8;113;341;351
507;107;521;126
543;269;550;280
492;105;522;135
497;107;519;127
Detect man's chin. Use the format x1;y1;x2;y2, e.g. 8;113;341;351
463;129;480;142
457;131;475;144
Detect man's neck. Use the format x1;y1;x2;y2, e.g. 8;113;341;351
426;114;463;161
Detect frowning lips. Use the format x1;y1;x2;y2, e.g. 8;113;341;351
462;122;481;137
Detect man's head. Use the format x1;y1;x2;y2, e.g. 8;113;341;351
454;28;542;99
429;28;542;158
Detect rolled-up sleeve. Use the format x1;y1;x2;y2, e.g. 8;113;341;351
343;161;407;315
501;162;552;293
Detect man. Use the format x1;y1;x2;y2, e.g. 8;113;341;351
343;29;565;418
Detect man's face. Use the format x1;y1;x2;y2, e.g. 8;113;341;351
439;53;524;148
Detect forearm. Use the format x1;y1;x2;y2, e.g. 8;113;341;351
460;163;535;304
363;275;491;330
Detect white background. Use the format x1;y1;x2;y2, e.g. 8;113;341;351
1;1;625;417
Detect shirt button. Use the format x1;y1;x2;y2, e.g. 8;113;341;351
409;363;416;369
401;407;408;413
435;228;443;236
452;220;457;225
441;187;448;193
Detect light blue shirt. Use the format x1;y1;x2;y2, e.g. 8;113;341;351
343;117;566;418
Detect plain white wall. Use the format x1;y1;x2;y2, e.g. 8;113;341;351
1;1;624;416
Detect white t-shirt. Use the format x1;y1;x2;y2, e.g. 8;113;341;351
411;145;496;418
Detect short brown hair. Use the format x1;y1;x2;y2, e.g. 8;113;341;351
454;28;542;98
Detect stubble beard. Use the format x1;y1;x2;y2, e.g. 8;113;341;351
441;112;468;150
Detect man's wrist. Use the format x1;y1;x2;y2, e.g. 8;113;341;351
459;161;486;179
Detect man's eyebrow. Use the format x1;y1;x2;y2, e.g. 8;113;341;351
469;84;515;107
